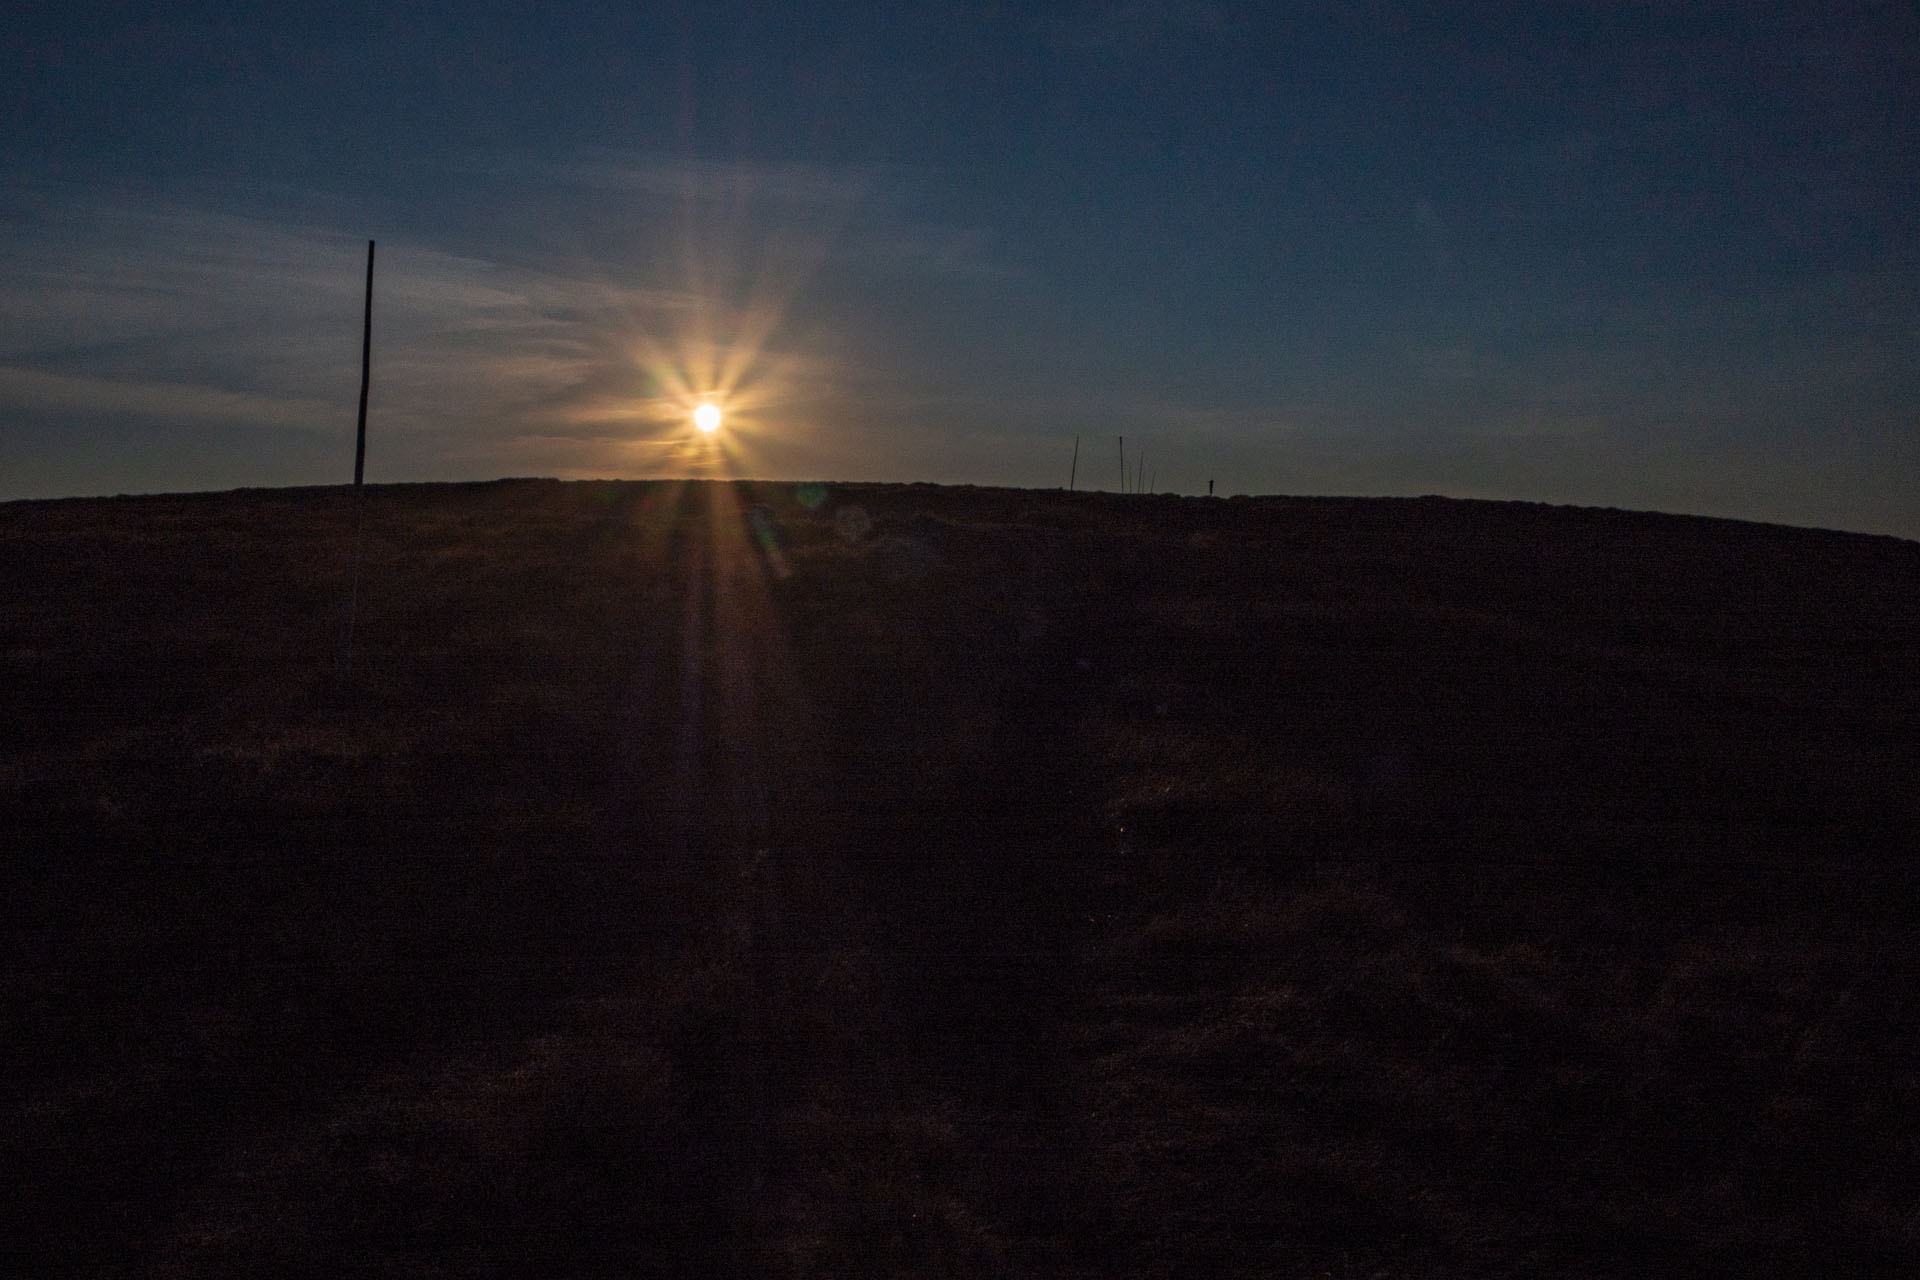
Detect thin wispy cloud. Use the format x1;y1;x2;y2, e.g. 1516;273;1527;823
541;155;891;208
0;365;339;434
0;152;1043;499
0;185;754;492
4;3;1915;536
1;141;1913;533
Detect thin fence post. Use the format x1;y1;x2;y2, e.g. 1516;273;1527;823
1069;435;1078;492
1118;436;1125;494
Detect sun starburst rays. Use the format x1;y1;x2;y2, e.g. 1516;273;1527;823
500;174;853;484
620;283;811;477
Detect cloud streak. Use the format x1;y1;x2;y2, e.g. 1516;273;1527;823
0;364;338;433
0;156;999;496
2;145;1916;540
0;183;800;492
538;154;892;209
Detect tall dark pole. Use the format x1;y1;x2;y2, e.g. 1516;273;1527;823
1118;436;1125;494
339;240;375;681
1069;435;1079;491
353;240;375;487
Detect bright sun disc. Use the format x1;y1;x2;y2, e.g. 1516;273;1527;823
694;403;722;433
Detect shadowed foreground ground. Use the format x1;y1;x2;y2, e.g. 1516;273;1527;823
4;479;1917;1276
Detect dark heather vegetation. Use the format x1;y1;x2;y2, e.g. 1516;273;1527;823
4;478;1917;1277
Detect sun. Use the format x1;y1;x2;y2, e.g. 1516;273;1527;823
694;402;722;434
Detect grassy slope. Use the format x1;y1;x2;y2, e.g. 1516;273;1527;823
3;479;1917;1276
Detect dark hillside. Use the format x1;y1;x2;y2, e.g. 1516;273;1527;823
4;479;1917;1276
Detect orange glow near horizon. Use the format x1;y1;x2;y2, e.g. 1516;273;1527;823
609;194;854;481
529;198;852;482
623;316;797;478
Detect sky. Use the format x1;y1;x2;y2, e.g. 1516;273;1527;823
3;1;1917;537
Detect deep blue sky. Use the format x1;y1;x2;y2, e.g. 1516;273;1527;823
4;1;1917;536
